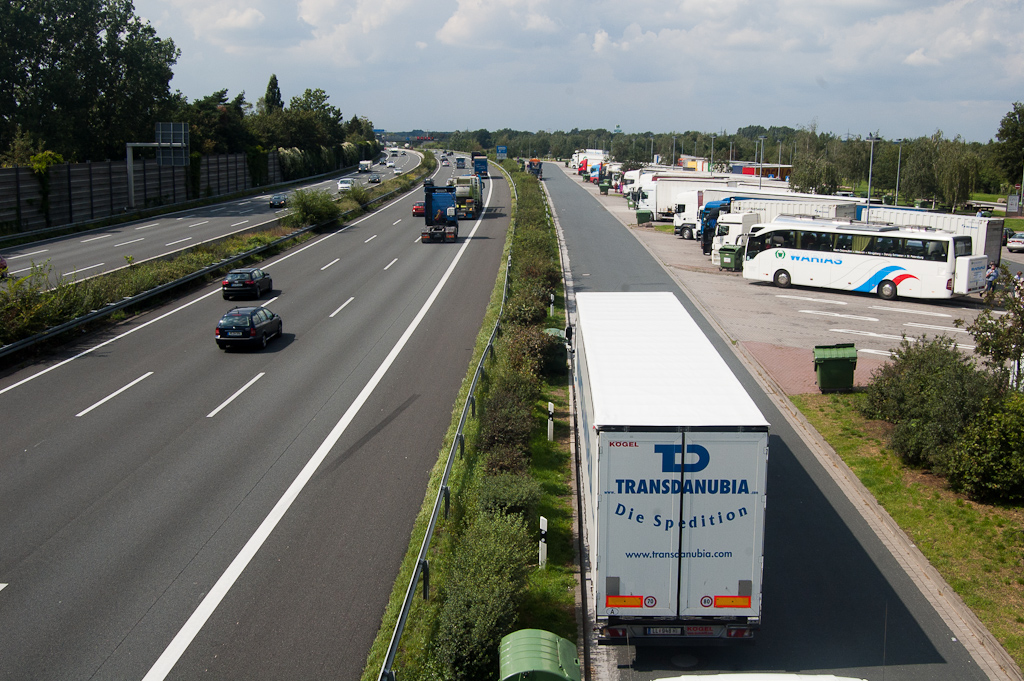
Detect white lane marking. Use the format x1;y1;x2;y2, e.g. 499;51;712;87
393;219;402;225
176;216;196;220
263;296;279;306
188;221;209;228
82;234;112;243
831;328;975;350
777;294;847;305
904;322;970;333
8;249;48;259
10;267;32;275
0;583;6;591
136;223;159;230
207;373;264;418
384;258;398;270
141;172;494;681
365;235;377;243
76;372;153;417
210;207;226;212
0;289;219;396
231;220;249;227
414;236;422;244
237;201;251;205
321;258;339;271
237;210;253;215
330;296;354;318
869;306;952;317
114;238;145;247
166;237;192;246
74;263;105;273
800;310;878;321
859;349;893;357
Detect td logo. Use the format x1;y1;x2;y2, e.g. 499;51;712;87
655;444;710;473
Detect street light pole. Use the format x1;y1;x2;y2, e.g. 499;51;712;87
710;134;716;176
894;139;903;206
866;135;881;223
758;135;767;189
672;136;676;167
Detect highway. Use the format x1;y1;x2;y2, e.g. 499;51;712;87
0;151;416;282
543;164;990;681
0;155;510;679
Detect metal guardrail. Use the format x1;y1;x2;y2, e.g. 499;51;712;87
377;158;518;681
0;161;433;362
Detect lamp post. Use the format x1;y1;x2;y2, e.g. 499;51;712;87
865;135;881;223
757;135;767;189
672;136;676;167
650;135;655;163
710;134;716;176
894;139;903;206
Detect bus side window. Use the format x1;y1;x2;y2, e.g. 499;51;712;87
800;231;818;251
747;233;767;257
771;230;794;248
926;241;948;261
835;234;852;252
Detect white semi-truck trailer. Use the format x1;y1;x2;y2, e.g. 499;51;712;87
572;292;770;645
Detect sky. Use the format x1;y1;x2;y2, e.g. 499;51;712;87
133;0;1024;144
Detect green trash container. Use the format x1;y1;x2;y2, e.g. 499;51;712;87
627;198;635;209
636;210;653;225
719;244;744;271
813;343;858;392
599;182;610;195
499;629;581;681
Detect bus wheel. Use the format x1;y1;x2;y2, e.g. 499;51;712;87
878;279;897;300
773;270;791;288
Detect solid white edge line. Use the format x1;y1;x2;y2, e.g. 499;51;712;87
207;373;265;418
329;297;355;318
141;175;494;681
76;372;153;417
74;263;105;273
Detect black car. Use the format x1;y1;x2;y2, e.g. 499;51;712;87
269;193;287;208
222;268;273;300
215;306;283;350
368;173;381;183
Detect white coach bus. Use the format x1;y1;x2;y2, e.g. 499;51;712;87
742;216;988;301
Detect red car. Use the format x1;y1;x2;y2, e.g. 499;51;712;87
412;201;425;217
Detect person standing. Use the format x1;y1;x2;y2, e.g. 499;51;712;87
983;263;999;296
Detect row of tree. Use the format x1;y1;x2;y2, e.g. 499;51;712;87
443;104;1024;210
0;1;376;166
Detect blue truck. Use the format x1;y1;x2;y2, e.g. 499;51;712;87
422;182;459;242
471;152;488;178
699;198;732;255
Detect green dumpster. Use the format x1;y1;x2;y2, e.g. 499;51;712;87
719;244;744;271
813;343;858;392
499;629;581;681
636;210;653;225
599;182;610;195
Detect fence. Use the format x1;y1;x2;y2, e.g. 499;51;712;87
0;151;284;234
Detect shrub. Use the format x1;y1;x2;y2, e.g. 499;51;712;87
479;383;535;451
284;188;341;227
478;472;543;517
946;392;1024;503
484;445;530;474
504;287;548;325
861;335;1000;470
432;512;533;680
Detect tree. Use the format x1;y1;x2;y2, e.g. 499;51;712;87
899;136;938;205
994;102;1024;187
0;0;179;161
933;136;979;210
959;264;1024;389
264;74;283;113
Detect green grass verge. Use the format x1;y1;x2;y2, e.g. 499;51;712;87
790;392;1024;668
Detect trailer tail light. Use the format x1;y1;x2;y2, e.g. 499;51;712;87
725;626;753;639
946;278;953;291
603;627;626;639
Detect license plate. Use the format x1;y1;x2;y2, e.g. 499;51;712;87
645;627;681;636
231;283;243;287
227;331;243;337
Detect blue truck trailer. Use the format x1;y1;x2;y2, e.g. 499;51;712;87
422;183;459;242
471;152;488;178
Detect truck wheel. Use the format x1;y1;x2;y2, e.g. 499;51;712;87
773;270;792;288
681;227;692;240
877;279;897;300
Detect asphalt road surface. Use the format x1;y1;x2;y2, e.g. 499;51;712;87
544;164;989;681
0;152;418;283
0;159;510;680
